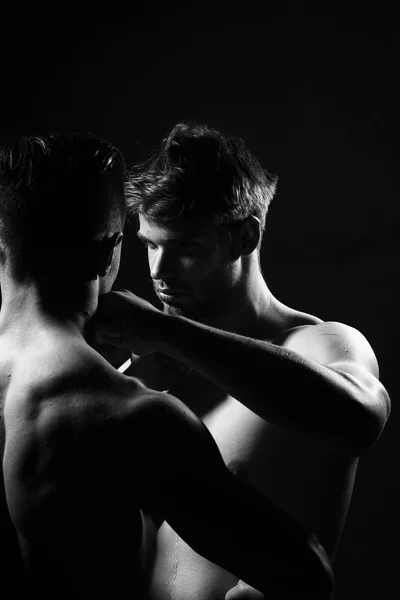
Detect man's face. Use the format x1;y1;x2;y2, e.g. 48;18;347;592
137;215;240;320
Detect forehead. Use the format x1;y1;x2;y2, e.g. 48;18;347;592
138;215;218;240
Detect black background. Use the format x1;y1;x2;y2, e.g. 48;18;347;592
1;6;399;598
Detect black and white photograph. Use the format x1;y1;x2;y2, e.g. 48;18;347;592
0;7;398;599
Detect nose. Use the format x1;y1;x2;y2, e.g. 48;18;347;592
150;247;178;281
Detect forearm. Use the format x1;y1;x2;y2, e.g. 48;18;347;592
157;313;365;453
133;390;332;597
164;460;334;599
141;395;334;599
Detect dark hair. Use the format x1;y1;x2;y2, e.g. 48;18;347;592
125;122;278;237
0;132;126;278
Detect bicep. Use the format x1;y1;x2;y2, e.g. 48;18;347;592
284;321;391;426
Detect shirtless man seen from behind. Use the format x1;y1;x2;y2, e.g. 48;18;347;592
95;122;391;600
0;133;333;600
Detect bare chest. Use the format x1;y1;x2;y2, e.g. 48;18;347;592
166;368;357;543
134;354;355;599
146;369;356;600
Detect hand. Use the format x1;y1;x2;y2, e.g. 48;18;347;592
225;580;265;600
94;289;165;356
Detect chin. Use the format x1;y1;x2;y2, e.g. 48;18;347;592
162;300;202;320
98;283;109;296
98;274;116;296
163;304;186;316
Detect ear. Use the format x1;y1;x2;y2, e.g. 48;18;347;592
97;232;124;276
230;216;261;259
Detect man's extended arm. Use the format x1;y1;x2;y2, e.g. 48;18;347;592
155;315;390;456
164;448;334;599
116;386;334;599
96;291;390;457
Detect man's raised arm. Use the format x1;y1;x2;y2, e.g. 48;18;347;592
96;290;390;457
111;383;334;598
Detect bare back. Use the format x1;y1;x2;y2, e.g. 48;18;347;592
0;331;146;599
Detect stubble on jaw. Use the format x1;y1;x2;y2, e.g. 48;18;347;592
160;291;233;323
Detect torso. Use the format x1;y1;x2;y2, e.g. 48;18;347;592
130;305;359;600
0;332;145;599
0;305;359;599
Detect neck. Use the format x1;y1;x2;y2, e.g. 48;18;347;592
203;265;273;338
0;274;99;340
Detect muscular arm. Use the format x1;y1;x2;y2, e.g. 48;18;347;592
6;346;333;599
119;388;334;599
154;315;390;456
96;291;390;455
166;460;333;599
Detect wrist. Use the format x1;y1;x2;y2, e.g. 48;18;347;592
151;311;179;356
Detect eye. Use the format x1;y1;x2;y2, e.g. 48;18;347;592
139;238;157;250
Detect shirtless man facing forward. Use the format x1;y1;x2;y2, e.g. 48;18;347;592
0;133;333;599
95;122;391;599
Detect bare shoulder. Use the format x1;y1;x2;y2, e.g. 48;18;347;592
7;335;205;470
9;338;152;433
281;320;380;378
280;319;391;432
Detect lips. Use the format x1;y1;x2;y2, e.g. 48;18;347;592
157;288;187;296
156;286;185;296
157;288;189;303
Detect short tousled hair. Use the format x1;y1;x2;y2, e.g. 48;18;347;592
125;122;278;236
0;132;126;278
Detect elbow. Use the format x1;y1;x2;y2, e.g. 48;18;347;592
344;390;391;458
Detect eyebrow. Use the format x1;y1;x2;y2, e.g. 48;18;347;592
136;231;203;243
